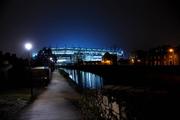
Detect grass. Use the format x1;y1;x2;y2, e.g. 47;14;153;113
0;89;31;120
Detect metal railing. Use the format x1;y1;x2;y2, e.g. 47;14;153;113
80;90;134;120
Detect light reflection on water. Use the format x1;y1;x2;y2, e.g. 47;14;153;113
62;69;103;89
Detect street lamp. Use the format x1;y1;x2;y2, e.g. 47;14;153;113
25;43;32;51
24;42;33;98
168;48;175;65
169;48;174;53
24;43;33;62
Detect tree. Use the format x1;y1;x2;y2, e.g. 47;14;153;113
32;47;57;71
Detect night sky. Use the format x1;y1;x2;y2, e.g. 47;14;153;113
0;0;180;56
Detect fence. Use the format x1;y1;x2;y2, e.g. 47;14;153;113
80;89;136;120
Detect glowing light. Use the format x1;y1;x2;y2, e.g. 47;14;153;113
137;59;141;62
102;60;111;65
57;59;67;62
24;43;32;51
32;52;37;58
131;58;135;63
169;48;174;53
49;57;53;62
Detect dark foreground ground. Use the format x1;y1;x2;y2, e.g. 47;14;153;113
0;89;31;120
100;85;180;120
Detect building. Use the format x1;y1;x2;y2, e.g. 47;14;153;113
102;52;117;65
129;50;147;65
51;47;124;65
147;45;178;65
176;45;180;65
129;45;179;66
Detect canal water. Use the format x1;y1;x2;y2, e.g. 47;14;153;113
60;68;130;119
60;68;179;120
61;68;103;89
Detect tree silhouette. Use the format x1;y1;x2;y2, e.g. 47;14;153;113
32;47;57;71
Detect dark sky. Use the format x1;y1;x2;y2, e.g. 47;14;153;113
0;0;180;56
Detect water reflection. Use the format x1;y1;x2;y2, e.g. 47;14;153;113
62;69;103;89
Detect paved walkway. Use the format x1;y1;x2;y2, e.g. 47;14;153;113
17;70;81;120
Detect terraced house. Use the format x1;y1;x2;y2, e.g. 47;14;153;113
129;45;180;66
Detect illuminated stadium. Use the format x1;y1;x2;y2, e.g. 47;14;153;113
51;47;124;65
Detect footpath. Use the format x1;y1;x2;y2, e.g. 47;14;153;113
16;70;81;120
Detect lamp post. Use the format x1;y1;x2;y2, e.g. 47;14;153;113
168;48;174;65
25;43;32;63
24;42;33;98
